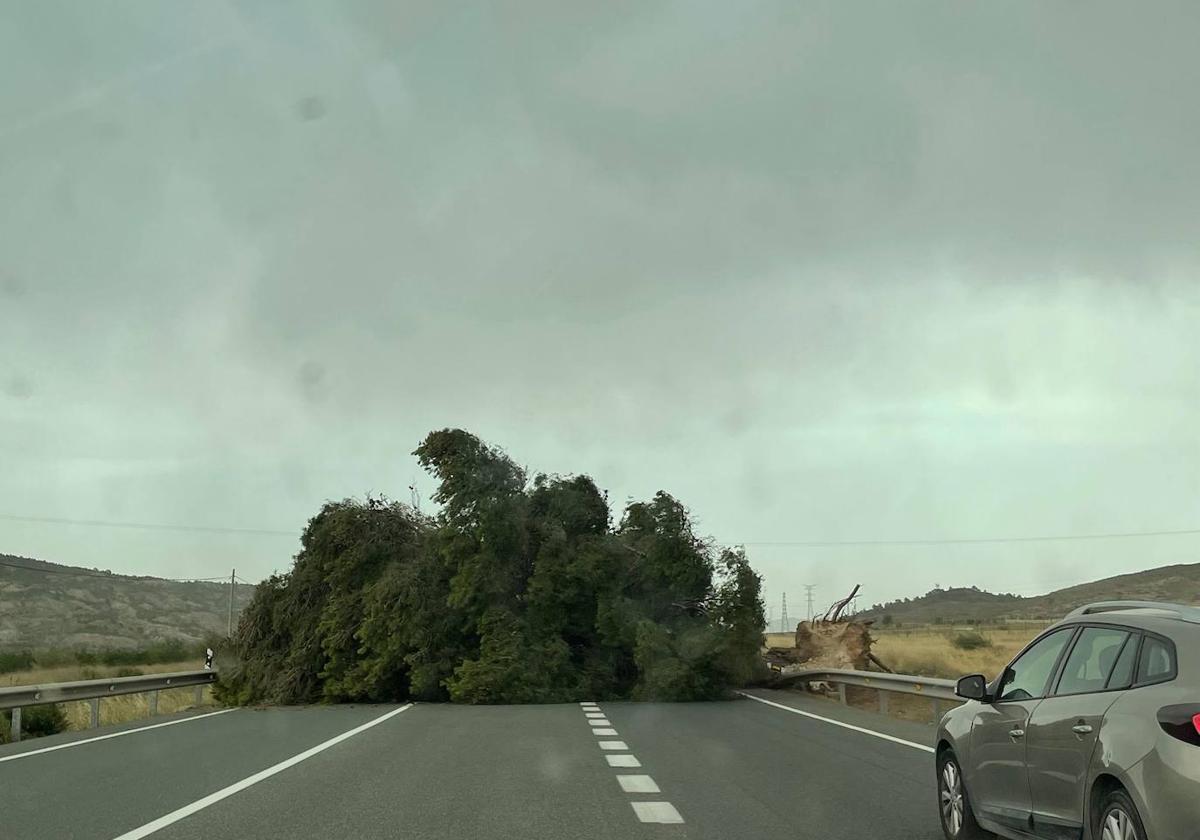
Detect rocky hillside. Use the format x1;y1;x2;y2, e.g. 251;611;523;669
859;563;1200;625
0;554;253;651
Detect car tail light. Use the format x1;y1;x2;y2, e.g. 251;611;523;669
1156;705;1200;745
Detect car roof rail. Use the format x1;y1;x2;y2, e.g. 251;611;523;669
1066;600;1200;624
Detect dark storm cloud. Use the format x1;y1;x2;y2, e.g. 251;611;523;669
1;2;1198;606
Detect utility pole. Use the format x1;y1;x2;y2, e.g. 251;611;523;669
228;568;236;637
804;584;816;622
780;593;790;633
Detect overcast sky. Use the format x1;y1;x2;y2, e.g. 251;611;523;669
2;2;1198;618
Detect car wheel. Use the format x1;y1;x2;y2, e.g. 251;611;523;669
1097;789;1146;840
937;750;986;840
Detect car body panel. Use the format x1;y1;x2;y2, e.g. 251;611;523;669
968;698;1040;833
1026;691;1119;839
936;607;1200;840
1091;682;1200;840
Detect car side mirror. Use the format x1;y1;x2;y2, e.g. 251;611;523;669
955;673;989;702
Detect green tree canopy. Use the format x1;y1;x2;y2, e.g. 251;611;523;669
217;429;766;705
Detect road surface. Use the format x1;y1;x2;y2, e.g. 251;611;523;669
0;689;941;839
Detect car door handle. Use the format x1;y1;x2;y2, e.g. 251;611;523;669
1009;728;1025;738
1072;724;1094;735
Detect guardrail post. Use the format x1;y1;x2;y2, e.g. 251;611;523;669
10;706;20;742
837;683;846;705
878;690;889;714
148;690;159;717
89;697;100;728
931;699;941;724
194;685;203;706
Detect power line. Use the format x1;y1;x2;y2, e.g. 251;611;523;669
6;510;1197;547
740;527;1200;548
0;513;294;537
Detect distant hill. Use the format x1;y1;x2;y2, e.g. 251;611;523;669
0;554;254;651
858;563;1200;626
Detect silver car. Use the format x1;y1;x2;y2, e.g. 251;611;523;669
936;601;1200;840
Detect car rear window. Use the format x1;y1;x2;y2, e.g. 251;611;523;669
1135;635;1176;684
1104;633;1139;689
1055;627;1130;695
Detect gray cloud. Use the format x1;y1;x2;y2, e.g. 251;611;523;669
1;2;1198;612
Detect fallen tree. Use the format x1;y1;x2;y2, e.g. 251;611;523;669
763;585;890;676
215;429;766;705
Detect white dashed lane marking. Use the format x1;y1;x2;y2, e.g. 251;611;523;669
617;775;660;793
632;802;684;824
583;703;685;824
606;754;641;767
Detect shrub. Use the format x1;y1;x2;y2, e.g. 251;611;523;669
31;648;75;668
0;651;34;674
1;704;68;740
951;631;992;651
112;667;144;678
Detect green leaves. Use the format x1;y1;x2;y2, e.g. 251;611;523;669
218;430;766;706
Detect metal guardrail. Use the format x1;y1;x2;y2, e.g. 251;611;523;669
770;667;959;722
1;669;217;743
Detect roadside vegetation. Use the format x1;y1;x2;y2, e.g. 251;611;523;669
0;641;208;677
217;429;767;706
871;623;1049;680
0;659;215;743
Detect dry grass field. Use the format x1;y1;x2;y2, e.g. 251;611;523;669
3;660;216;732
763;632;795;648
765;621;1051;681
1;659;205;689
787;624;1053;726
872;623;1051;680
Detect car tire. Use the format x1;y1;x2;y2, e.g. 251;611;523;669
1095;788;1147;840
937;750;987;840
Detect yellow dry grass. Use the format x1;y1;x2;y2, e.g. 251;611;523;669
4;660;217;732
762;632;795;648
60;686;215;729
871;624;1051;681
787;624;1050;726
2;659;203;688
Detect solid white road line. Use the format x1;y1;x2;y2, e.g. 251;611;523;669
606;754;641;767
0;708;237;764
598;740;628;750
592;727;618;736
631;802;684;824
617;774;660;793
111;704;414;840
736;691;935;754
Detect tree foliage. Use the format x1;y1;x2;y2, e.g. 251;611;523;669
216;429;766;705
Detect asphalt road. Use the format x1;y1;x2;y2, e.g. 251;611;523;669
0;689;942;839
